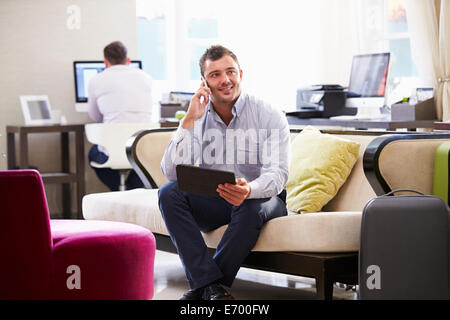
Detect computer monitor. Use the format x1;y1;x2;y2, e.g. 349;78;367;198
73;60;142;107
345;53;390;119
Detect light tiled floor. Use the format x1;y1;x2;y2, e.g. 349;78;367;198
153;250;357;300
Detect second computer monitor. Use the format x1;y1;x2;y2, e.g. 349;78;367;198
346;53;390;118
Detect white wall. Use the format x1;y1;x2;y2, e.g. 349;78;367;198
0;0;138;215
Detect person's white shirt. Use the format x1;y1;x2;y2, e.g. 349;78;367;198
87;64;153;123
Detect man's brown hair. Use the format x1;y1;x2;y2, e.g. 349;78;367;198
199;45;240;77
103;41;128;65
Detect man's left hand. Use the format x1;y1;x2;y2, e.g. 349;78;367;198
217;178;251;206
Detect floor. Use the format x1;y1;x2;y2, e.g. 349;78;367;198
153;250;358;300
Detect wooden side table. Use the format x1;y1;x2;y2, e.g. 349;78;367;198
6;124;85;219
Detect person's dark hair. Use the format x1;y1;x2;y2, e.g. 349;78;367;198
199;45;240;77
103;41;128;65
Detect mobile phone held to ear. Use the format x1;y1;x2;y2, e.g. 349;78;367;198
201;77;210;89
200;77;210;104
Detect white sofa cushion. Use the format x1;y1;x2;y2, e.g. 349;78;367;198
83;188;168;236
83;188;361;253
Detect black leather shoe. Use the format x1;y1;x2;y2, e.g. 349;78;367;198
202;284;234;300
179;288;203;300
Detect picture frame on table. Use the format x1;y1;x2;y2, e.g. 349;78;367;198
19;95;53;125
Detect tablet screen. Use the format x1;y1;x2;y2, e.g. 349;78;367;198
176;165;236;197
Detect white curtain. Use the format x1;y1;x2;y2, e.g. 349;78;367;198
404;0;450;121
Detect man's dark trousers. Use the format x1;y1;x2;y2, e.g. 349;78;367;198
158;181;287;290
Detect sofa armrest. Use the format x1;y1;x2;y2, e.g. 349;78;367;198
126;128;177;189
363;133;450;196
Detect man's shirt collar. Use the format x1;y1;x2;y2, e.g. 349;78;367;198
207;91;246;122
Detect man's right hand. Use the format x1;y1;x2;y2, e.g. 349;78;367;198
181;80;211;129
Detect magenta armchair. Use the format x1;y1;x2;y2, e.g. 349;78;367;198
0;170;156;299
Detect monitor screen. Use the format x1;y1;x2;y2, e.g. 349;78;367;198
347;53;390;98
73;60;142;103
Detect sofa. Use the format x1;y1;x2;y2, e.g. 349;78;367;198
82;127;450;299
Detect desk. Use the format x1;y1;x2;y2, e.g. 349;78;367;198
286;116;436;131
6;124;85;219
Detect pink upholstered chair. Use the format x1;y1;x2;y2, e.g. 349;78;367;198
0;170;156;300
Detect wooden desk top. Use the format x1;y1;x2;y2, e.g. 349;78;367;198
6;123;85;133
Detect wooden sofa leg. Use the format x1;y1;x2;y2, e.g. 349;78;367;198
315;274;334;300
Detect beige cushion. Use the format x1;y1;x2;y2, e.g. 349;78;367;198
134;130;174;188
322;134;377;211
378;139;445;195
83;189;361;253
83;189;169;236
286;126;360;213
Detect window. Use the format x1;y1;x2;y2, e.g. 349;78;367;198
137;0;419;111
188;18;218;80
137;0;218;108
357;0;419;105
136;0;167;80
137;16;167;80
136;0;170;119
137;0;324;109
182;0;219;87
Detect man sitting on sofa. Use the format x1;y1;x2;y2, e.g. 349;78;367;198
158;45;290;300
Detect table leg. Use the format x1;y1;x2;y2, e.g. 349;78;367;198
62;183;71;219
61;132;71;219
75;128;85;219
7;132;16;169
19;132;29;169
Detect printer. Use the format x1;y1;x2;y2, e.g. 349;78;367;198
287;85;357;118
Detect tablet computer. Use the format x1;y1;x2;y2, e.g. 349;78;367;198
176;164;236;197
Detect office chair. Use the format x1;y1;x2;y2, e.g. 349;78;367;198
85;122;159;191
0;169;156;299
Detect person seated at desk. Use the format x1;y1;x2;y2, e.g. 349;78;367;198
87;41;153;191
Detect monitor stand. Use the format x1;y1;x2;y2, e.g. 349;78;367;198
75;103;88;112
354;106;386;120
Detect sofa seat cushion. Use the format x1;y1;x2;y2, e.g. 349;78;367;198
83;189;169;236
83;189;361;253
203;211;361;252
